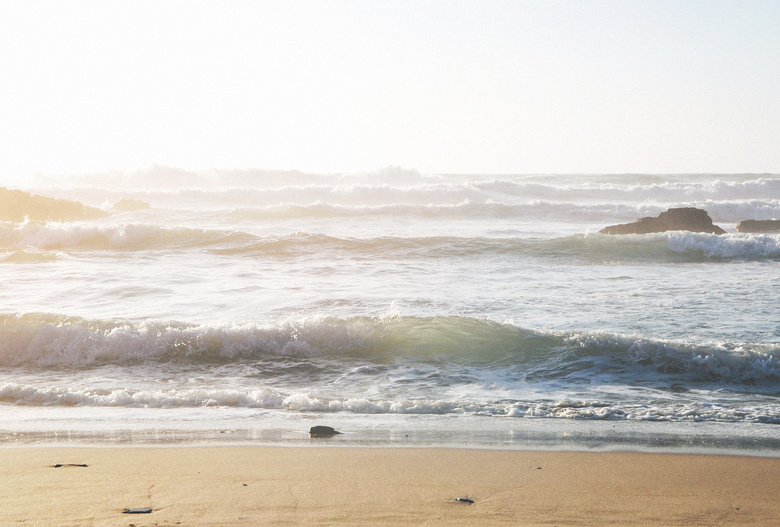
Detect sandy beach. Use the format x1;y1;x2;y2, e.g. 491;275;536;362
2;446;779;526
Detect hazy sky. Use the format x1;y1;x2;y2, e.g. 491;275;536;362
1;0;779;180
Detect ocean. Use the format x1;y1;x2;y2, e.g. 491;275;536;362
2;168;779;454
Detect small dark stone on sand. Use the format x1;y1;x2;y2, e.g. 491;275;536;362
451;498;475;504
123;508;153;514
309;425;341;437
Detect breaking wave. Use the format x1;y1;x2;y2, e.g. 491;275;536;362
3;220;779;262
1;313;778;387
30;167;780;201
0;220;255;252
1;381;778;424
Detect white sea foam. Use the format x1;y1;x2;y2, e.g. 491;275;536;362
699;200;780;222
664;232;780;259
0;220;252;252
2;380;778;424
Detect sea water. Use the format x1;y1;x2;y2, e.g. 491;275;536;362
1;168;779;453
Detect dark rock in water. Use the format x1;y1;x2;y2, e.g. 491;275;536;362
735;219;780;233
599;207;725;235
309;425;341;438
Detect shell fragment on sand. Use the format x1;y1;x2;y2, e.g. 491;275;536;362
123;508;153;514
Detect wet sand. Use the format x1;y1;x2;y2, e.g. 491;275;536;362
2;446;779;526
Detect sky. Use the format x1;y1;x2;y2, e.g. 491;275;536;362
1;0;779;182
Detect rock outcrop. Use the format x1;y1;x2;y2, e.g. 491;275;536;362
0;187;108;222
735;219;780;233
599;207;725;235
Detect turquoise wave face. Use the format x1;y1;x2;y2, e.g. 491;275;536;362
2;314;778;390
1;315;779;424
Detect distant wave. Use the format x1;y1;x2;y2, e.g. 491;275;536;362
225;200;665;223
0;220;255;252
3;220;780;261
663;231;780;259
2;313;778;387
475;176;780;203
580;232;780;261
223;198;780;224
702;200;780;222
20;171;780;213
29;166;780;198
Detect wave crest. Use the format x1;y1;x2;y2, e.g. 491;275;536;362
1;314;778;387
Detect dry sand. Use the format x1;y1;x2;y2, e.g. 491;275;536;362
2;446;779;526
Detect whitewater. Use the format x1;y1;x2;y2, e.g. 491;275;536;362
1;168;779;453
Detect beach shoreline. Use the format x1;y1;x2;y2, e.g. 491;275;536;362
3;445;780;526
4;413;780;458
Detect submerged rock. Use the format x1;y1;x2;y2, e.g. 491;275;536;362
309;425;341;438
735;219;780;233
0;187;108;222
599;207;725;235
